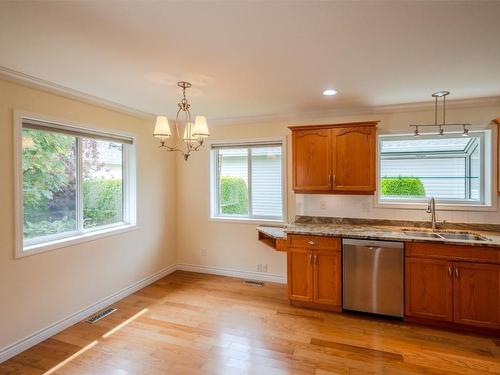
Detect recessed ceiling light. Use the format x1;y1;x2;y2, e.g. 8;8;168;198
322;89;338;96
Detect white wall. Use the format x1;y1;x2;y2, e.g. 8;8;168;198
176;104;500;279
0;79;176;350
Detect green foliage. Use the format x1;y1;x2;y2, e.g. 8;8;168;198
24;217;76;239
381;176;426;197
22;128;122;238
22;129;76;208
220;176;248;215
83;179;123;228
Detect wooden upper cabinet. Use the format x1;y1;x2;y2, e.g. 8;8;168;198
453;262;500;329
290;122;378;194
331;126;376;192
292;129;332;191
496;119;499;194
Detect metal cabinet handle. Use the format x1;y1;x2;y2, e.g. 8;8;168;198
328;174;332;187
455;268;459;279
308;254;312;264
307;241;316;245
448;266;452;277
313;254;317;264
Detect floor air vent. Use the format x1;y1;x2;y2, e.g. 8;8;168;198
86;307;117;324
245;280;264;287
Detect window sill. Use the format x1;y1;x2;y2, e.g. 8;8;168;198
17;224;138;259
209;216;285;226
374;200;497;212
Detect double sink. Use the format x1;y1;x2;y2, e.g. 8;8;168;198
403;230;489;242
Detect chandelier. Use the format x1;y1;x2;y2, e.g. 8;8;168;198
410;91;471;136
153;81;210;160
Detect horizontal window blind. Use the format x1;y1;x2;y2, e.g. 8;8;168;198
211;141;282;150
23;119;134;144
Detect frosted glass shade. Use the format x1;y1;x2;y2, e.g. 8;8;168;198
154;116;172;137
192;116;209;137
183;122;197;141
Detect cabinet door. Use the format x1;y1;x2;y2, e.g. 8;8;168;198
287;248;313;302
453;262;500;329
292;129;332;191
405;257;453;322
313;249;341;306
331;126;375;192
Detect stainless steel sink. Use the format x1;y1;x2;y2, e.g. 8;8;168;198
402;229;489;242
438;232;488;241
402;230;442;239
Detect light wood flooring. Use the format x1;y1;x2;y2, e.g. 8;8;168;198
1;271;500;374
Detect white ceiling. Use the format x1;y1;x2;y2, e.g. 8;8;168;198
1;1;499;120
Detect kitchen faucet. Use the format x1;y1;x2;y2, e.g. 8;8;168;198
426;197;445;231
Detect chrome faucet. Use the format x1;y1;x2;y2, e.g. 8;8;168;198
426;197;445;231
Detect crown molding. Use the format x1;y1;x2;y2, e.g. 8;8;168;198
0;66;154;120
2;65;499;126
210;96;500;127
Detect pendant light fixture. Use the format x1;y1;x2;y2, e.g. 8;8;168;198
153;81;210;160
410;91;471;136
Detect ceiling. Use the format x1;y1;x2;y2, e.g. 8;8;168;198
1;1;499;120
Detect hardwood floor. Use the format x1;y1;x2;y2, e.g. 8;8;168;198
1;271;500;374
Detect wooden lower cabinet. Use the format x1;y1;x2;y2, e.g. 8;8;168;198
406;245;500;331
453;262;500;329
405;257;453;322
313;250;342;306
287;235;341;310
287;247;313;302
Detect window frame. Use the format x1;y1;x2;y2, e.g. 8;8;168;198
375;130;496;211
209;137;287;224
14;111;137;258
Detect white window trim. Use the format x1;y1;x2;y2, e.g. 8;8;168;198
208;136;287;224
13;110;138;258
374;128;498;212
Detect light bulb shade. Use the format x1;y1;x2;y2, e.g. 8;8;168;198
192;115;209;137
154;116;172;137
183;122;198;141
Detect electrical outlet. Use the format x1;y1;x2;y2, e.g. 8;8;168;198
201;248;207;256
320;201;327;210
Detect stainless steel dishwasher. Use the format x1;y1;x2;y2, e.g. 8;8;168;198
342;239;404;318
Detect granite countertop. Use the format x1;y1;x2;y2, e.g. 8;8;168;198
257;217;500;248
256;226;286;240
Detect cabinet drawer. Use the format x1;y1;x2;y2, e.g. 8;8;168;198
406;242;500;264
288;234;340;251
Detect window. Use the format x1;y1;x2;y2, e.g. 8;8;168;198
16;114;136;256
210;140;285;221
378;131;492;207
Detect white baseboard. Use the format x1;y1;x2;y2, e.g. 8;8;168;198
0;264;177;364
176;263;287;284
0;262;286;364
